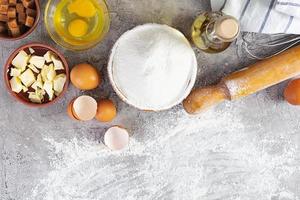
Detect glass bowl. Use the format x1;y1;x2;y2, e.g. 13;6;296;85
44;0;110;51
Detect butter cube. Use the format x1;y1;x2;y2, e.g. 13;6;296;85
31;74;43;90
12;50;29;69
47;64;56;81
19;68;35;87
36;88;46;98
10;67;21;77
43;51;53;63
28;92;42;104
28;63;39;73
53;74;66;94
29;47;35;54
9;76;23;93
36;74;43;86
43;80;54;100
22;86;28;92
29;55;45;69
51;55;64;70
41;64;50;82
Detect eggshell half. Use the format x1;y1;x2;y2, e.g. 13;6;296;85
67;98;80;120
104;126;129;151
73;95;97;121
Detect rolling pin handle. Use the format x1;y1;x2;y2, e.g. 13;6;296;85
183;83;230;114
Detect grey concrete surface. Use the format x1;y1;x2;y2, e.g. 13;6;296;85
0;0;300;200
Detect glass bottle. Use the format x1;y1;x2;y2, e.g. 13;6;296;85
191;12;240;53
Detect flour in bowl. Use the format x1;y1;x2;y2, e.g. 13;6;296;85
108;24;197;111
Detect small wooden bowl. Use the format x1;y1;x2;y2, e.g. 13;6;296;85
4;43;69;107
0;0;40;41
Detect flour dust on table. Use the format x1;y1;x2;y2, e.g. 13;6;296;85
29;106;299;200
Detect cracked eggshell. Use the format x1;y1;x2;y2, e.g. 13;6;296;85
72;96;97;121
104;126;129;151
67;99;80;120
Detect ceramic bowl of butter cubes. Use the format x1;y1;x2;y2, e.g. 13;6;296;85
4;43;69;107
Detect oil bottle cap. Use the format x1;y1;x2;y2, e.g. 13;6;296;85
215;16;239;41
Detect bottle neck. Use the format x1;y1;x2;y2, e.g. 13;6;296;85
206;15;240;43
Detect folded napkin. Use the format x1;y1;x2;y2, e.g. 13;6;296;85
211;0;300;34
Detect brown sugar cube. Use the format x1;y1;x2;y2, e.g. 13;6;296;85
0;4;8;14
25;8;36;17
9;26;20;37
21;0;34;8
17;11;25;24
9;25;20;35
0;0;8;4
7;7;16;18
25;15;34;27
0;22;6;33
16;3;24;13
8;0;16;5
0;14;8;22
7;18;17;28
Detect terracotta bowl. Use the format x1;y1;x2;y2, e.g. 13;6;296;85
4;43;69;107
0;0;40;41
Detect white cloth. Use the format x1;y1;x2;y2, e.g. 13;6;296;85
211;0;300;34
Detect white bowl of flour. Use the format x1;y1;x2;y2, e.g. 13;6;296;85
108;24;198;111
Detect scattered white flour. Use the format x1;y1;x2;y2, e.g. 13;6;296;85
29;103;299;200
108;24;197;110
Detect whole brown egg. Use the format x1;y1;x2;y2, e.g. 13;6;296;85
284;78;300;105
70;63;101;90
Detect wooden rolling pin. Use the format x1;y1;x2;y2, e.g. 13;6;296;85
183;45;300;114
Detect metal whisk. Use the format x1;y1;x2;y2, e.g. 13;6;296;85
240;32;300;60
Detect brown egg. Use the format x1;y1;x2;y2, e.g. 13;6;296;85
95;99;117;122
70;63;101;90
284;78;300;105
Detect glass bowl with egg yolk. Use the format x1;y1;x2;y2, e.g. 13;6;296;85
45;0;110;51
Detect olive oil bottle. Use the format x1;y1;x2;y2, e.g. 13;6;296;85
191;12;240;53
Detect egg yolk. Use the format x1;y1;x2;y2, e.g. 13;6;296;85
67;0;96;18
68;19;88;37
